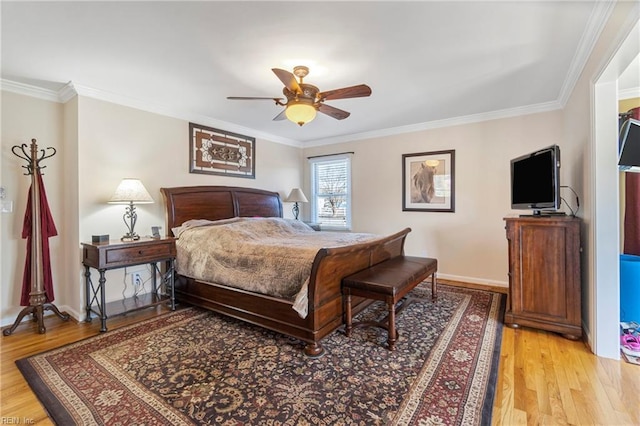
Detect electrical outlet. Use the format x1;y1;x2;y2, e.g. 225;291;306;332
1;200;13;213
132;272;142;287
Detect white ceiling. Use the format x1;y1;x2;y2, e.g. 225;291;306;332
2;1;638;146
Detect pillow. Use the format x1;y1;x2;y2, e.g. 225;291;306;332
172;217;241;237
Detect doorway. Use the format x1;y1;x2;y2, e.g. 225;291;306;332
592;18;639;359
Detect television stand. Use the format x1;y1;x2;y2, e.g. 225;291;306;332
503;216;582;339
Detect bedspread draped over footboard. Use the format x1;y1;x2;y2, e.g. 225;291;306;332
174;217;383;316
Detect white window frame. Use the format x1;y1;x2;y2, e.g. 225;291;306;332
309;153;352;231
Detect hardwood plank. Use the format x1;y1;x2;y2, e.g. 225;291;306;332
578;348;621;424
492;324;639;426
531;331;552;416
547;332;580;424
493;325;512;424
538;332;567;424
510;408;528;426
525;387;542;424
512;328;528;414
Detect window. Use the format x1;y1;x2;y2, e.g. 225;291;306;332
309;154;352;230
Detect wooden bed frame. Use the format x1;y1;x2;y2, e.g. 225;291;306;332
161;185;410;356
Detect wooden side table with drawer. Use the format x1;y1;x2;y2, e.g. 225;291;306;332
82;237;177;332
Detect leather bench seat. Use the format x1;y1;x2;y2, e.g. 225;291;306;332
342;255;437;350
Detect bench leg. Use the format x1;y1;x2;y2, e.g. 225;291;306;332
387;296;397;351
432;272;437;301
344;291;353;337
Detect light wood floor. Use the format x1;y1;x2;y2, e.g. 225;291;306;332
1;299;638;425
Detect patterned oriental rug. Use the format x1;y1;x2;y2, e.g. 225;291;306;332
17;284;505;425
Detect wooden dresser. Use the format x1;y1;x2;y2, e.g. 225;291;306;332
504;216;582;340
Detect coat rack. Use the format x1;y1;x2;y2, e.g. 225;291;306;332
3;139;69;336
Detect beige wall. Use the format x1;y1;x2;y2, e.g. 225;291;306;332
1;93;303;325
304;111;564;286
619;97;640;114
75;97;300;311
1;92;65;324
60;96;80;319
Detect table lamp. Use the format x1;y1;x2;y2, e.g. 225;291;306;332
108;178;154;240
285;188;308;220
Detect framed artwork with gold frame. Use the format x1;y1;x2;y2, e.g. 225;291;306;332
189;123;255;179
402;150;455;212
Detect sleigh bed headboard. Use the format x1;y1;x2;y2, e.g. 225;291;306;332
160;186;283;236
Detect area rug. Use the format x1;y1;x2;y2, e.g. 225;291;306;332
17;283;505;425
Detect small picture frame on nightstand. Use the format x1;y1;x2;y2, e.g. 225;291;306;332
151;226;162;238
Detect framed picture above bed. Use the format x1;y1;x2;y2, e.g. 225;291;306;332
189;122;255;178
402;150;455;212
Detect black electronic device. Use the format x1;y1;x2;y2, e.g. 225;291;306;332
619;118;640;172
510;144;561;216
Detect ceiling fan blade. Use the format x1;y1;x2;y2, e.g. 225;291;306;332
272;68;301;94
227;96;284;101
318;103;351;120
319;84;372;101
272;110;287;121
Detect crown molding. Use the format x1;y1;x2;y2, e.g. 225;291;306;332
305;100;563;147
0;79;302;147
2;74;632;151
58;81;78;103
0;77;586;148
619;87;640;100
556;0;615;108
0;79;62;102
69;83;303;147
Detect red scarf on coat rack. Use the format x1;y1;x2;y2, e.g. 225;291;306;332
20;172;58;306
623;107;640;256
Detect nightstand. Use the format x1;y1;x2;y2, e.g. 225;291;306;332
81;237;176;332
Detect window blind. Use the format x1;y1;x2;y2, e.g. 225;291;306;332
309;154;352;230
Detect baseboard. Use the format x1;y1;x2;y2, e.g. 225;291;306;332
438;278;509;294
436;273;508;291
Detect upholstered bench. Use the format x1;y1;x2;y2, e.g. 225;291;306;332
342;256;438;350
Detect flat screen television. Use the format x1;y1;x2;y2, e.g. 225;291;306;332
510;144;561;215
619;118;640;172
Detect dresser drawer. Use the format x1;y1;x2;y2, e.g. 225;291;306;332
105;243;174;266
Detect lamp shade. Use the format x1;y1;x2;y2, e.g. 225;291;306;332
108;178;154;204
285;101;317;126
286;188;308;203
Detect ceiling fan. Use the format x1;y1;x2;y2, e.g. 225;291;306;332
227;66;372;126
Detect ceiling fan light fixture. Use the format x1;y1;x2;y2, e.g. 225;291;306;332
285;100;316;126
228;66;371;124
